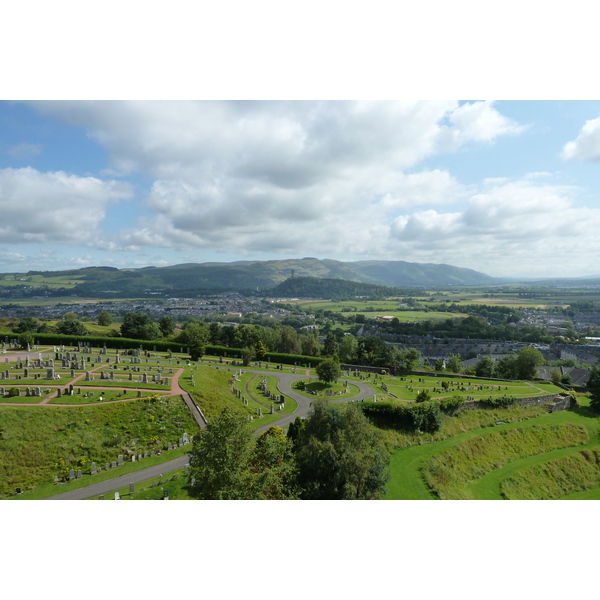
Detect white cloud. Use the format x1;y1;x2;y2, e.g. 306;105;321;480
561;116;600;161
380;170;467;210
28;100;563;274
0;250;26;262
447;100;526;145
7;142;42;159
386;177;600;276
0;167;133;244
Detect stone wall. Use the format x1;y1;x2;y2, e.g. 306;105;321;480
454;393;575;414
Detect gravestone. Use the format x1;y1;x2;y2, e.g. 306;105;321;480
69;469;75;481
111;461;117;469
114;492;120;500
129;483;135;494
118;455;123;466
91;462;97;475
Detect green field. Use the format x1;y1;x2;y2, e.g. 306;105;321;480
384;399;600;500
0;395;199;497
347;372;563;403
295;299;467;321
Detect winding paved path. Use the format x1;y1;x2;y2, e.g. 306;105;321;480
42;365;377;499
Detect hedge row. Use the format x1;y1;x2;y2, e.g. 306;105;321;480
361;400;444;433
22;334;327;367
28;333;186;352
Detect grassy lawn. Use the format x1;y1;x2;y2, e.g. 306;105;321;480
47;389;157;404
75;380;171;390
234;371;298;424
370;374;563;403
0;395;199;497
384;399;599;500
89;466;192;500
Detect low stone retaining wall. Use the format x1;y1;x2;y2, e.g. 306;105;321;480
454;393;575;414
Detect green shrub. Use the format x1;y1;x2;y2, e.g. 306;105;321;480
481;395;516;408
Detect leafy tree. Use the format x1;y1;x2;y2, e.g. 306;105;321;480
19;331;34;350
208;322;221;345
97;311;112;326
187;407;254;500
255;340;267;360
13;316;40;334
63;312;79;321
286;416;306;450
416;389;431;402
243;426;299;499
242;345;256;367
120;312;163;340
587;363;600;412
316;357;341;383
190;341;206;361
338;334;357;363
410;401;443;432
158;316;175;337
446;353;463;373
515;346;545;380
323;331;339;357
278;325;300;354
300;332;322;357
475;356;496;378
56;318;88;336
434;359;445;372
404;348;421;371
294;399;390;499
177;321;209;346
496;354;518;379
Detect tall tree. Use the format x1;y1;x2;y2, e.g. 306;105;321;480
586;363;600;412
243;426;299;499
56;318;88;336
323;331;339;357
316;357;341;383
158;315;175;337
187;407;254;500
121;312;162;340
177;321;209;346
475;356;496;378
515;346;545;380
294;399;390;499
97;311;112;326
446;353;463;373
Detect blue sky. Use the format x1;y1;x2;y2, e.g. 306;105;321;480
1;100;600;278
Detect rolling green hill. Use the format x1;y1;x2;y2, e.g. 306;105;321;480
0;257;499;299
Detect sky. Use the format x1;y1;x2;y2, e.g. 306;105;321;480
2;99;600;278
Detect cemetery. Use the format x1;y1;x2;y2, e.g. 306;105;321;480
1;338;597;501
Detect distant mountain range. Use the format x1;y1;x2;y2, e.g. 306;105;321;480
1;258;502;299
